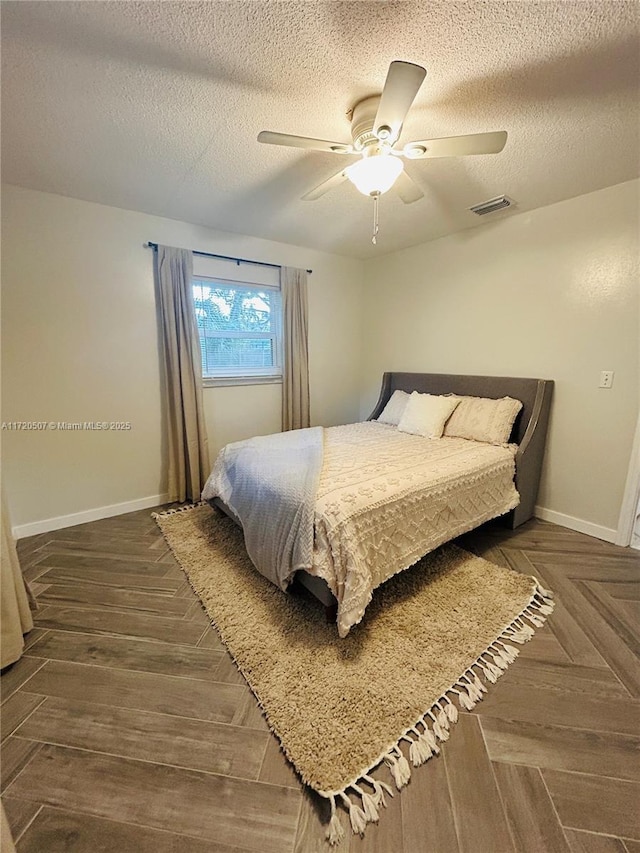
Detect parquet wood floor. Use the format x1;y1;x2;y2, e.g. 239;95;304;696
1;509;638;852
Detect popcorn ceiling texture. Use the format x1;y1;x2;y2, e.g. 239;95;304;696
2;1;638;258
154;505;538;794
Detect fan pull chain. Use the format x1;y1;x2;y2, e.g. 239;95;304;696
372;192;380;245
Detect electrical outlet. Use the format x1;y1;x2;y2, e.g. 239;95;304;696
599;370;614;389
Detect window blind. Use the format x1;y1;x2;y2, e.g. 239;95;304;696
192;277;282;379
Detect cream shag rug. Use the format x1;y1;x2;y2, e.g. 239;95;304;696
154;504;554;845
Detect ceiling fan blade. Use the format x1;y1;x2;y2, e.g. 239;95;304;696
394;171;424;204
302;169;349;201
403;131;508;159
373;61;427;144
257;131;353;154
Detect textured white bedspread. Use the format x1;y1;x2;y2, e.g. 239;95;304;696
204;421;519;638
309;422;520;636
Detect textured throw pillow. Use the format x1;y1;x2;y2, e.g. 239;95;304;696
397;392;461;439
377;390;410;426
443;395;523;445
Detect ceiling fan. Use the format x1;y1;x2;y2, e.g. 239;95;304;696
257;61;507;242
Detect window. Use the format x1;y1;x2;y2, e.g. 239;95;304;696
192;276;282;384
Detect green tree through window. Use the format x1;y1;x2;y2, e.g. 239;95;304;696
192;278;282;380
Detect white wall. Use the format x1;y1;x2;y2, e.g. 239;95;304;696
1;185;363;533
360;180;640;537
4;181;638;540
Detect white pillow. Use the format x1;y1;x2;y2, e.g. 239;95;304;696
443;395;523;445
377;390;410;426
397;392;461;439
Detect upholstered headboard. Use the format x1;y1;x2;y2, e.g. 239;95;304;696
368;372;554;528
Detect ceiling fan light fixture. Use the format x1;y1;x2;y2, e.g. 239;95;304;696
345;153;404;196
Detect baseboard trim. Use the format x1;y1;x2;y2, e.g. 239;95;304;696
534;505;617;544
13;494;620;545
12;493;171;540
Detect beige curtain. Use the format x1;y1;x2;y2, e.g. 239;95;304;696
155;245;210;502
281;266;310;431
1;492;34;670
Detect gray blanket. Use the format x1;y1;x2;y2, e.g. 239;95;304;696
202;427;324;591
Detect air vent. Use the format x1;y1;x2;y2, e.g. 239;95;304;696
469;195;515;216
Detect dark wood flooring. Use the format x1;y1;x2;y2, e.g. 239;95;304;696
1;509;639;852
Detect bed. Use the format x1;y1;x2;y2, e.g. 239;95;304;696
205;372;553;636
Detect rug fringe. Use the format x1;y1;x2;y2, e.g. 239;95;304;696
151;501;206;519
321;579;555;845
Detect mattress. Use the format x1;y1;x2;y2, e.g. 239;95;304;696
308;421;519;636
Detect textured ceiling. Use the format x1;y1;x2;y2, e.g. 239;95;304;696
2;1;639;259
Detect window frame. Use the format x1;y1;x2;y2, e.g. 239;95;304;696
192;274;283;388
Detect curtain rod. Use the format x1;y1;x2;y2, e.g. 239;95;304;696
145;242;312;275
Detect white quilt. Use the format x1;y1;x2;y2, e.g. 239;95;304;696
202;427;324;591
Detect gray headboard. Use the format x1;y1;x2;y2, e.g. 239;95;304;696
368;372;554;528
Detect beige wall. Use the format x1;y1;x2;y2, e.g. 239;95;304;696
360;180;639;536
1;185;363;532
